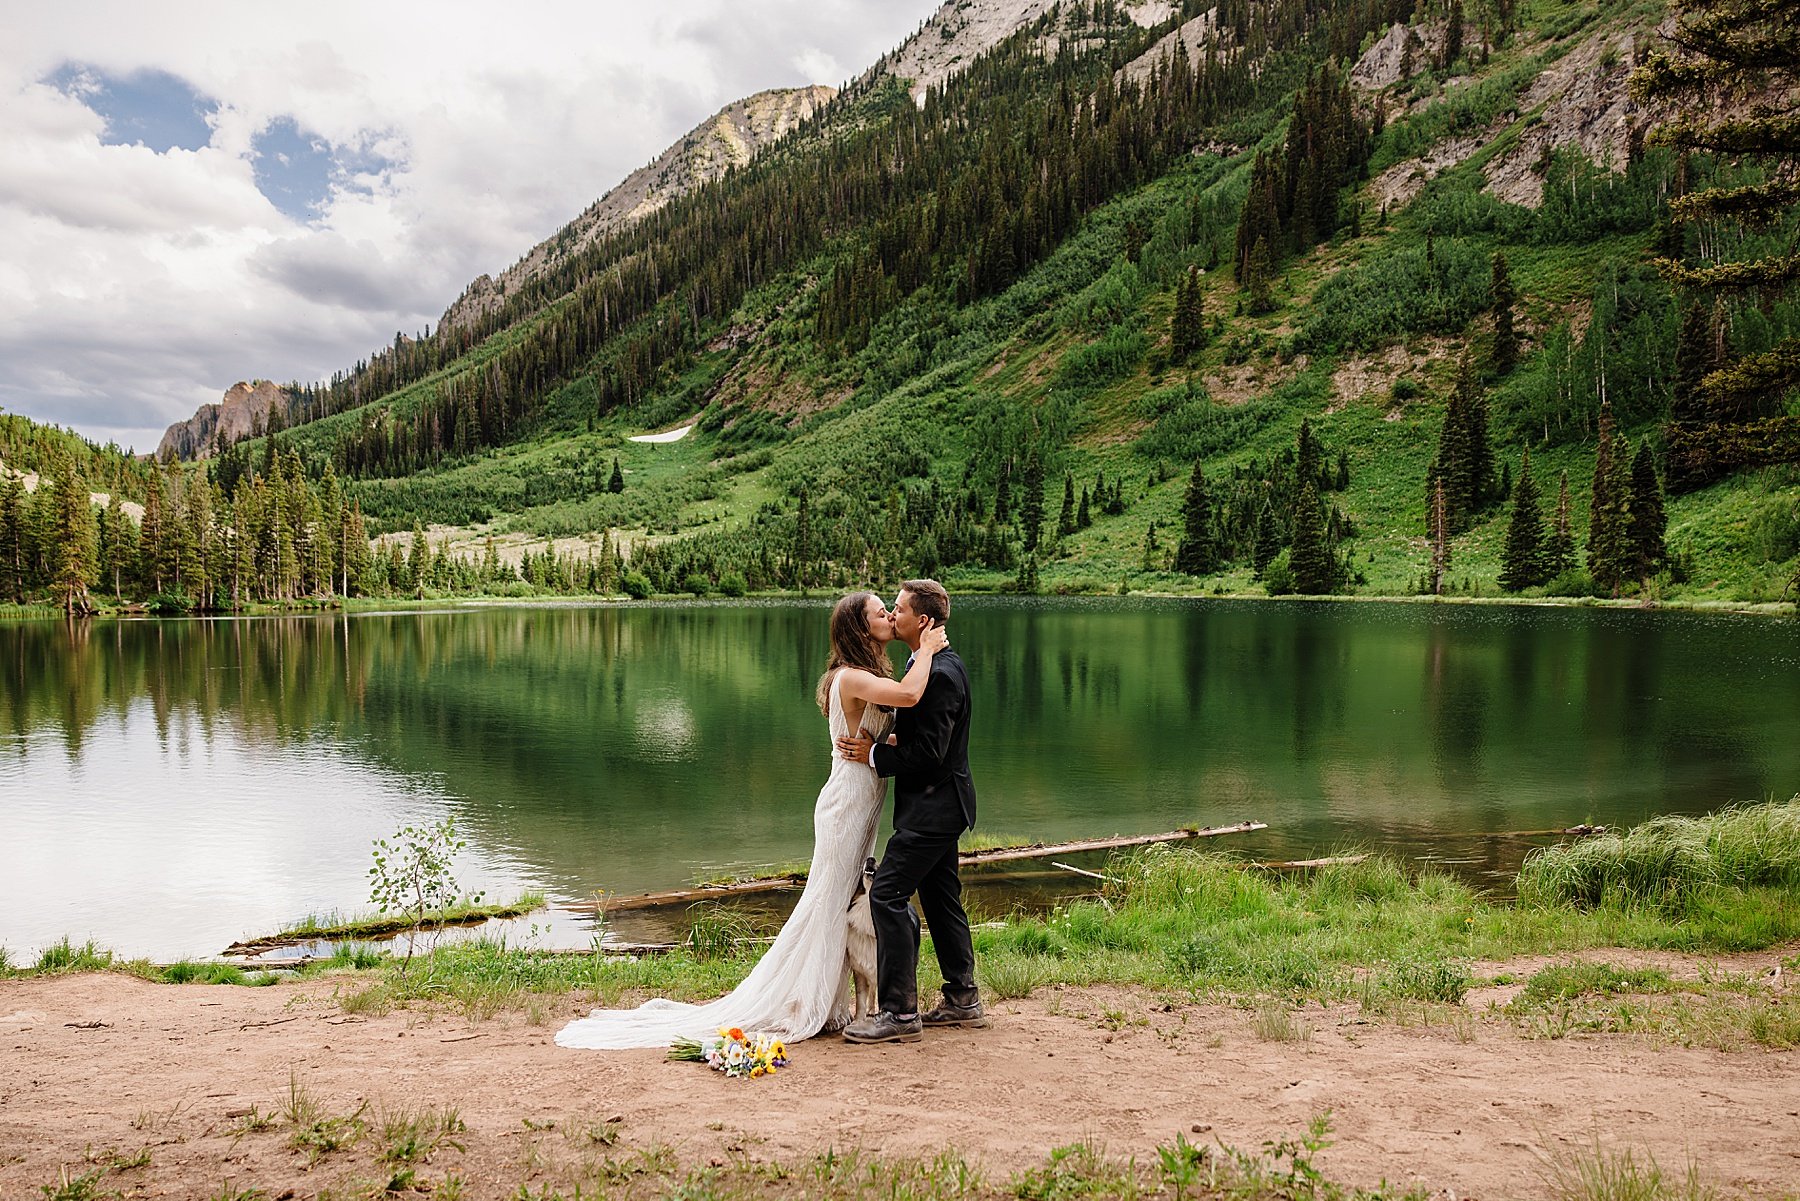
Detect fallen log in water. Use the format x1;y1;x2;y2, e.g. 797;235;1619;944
1252;853;1370;870
562;820;1269;914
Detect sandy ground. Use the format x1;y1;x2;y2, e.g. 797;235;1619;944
3;956;1799;1200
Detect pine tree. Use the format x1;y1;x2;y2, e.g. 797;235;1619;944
232;492;254;607
1490;250;1518;375
1021;454;1046;553
1428;355;1494;533
1015;552;1040;594
1589;432;1638;594
1077;488;1091;529
1;472;26;602
1442;0;1465;68
184;474;214;608
46;450;97;614
1245;236;1275;314
609;457;625;493
1296;418;1324;490
1636;0;1800;486
1627;441;1668;578
1252;499;1279;580
1290;480;1335;594
1170;264;1205;361
1498;449;1548;591
1058;473;1076;538
1429;477;1452;595
1670;300;1721;427
406;519;428;592
138;470;166;595
342;504;373;596
1587;400;1617;560
95;501;115;601
994;461;1012;524
794;486;812;595
1175;462;1217;575
1544;470;1576;580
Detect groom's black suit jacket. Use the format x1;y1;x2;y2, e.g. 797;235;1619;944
872;647;976;834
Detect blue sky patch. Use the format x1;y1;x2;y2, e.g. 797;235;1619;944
48;63;216;152
253;117;398;223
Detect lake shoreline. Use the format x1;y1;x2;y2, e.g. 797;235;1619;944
2;585;1794;622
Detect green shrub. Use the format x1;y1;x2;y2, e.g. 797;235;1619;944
1746;498;1800;563
621;571;653;599
716;572;747;597
1375;956;1473;1003
1294;238;1492;354
1055;323;1148;392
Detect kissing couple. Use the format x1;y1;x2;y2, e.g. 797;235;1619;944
556;578;987;1050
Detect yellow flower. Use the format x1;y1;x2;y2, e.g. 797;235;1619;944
770;1041;786;1059
750;1065;765;1078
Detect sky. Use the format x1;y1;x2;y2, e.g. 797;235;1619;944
1;1;942;454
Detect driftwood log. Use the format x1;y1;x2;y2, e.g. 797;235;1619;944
564;821;1270;915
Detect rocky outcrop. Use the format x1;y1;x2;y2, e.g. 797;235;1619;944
1117;9;1221;87
871;0;1057;105
1483;31;1641;207
438;86;835;333
1352;17;1648;212
1350;20;1460;91
156;380;300;462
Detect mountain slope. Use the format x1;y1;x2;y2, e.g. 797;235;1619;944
438;85;837;334
50;0;1800;615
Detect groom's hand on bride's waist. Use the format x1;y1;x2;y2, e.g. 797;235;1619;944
836;732;891;763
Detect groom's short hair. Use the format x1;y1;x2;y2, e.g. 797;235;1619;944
901;578;950;624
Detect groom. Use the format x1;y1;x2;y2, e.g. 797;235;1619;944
835;578;986;1043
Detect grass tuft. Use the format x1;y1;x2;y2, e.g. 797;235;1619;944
34;938;115;974
1544;1143;1722;1201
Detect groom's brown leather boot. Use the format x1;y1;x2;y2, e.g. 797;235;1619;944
843;1011;923;1043
922;996;989;1028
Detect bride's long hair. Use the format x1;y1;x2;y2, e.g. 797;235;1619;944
815;591;894;714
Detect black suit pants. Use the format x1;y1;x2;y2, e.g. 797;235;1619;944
871;827;979;1015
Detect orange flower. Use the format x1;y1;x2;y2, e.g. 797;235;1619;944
727;1027;746;1042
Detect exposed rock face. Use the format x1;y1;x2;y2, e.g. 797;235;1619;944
871;0;1056;105
873;0;1182;107
1352;18;1647;212
438;85;836;333
1118;9;1221;87
1483;31;1641;206
156;380;299;462
1351;19;1460;91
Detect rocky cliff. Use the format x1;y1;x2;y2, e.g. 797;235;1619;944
156;380;300;462
437;85;836;333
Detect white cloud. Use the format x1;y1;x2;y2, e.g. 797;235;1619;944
0;0;941;452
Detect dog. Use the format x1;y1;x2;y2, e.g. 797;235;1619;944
844;856;878;1023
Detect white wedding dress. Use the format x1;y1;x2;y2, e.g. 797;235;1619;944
555;675;891;1049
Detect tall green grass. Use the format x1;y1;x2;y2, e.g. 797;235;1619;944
1518;798;1800;909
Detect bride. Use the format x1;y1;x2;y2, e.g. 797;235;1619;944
555;590;949;1049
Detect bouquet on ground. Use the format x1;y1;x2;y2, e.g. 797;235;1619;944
668;1026;789;1078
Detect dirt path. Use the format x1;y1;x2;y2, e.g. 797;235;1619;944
3;962;1798;1199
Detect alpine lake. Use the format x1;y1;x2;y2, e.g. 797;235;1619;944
5;597;1799;962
